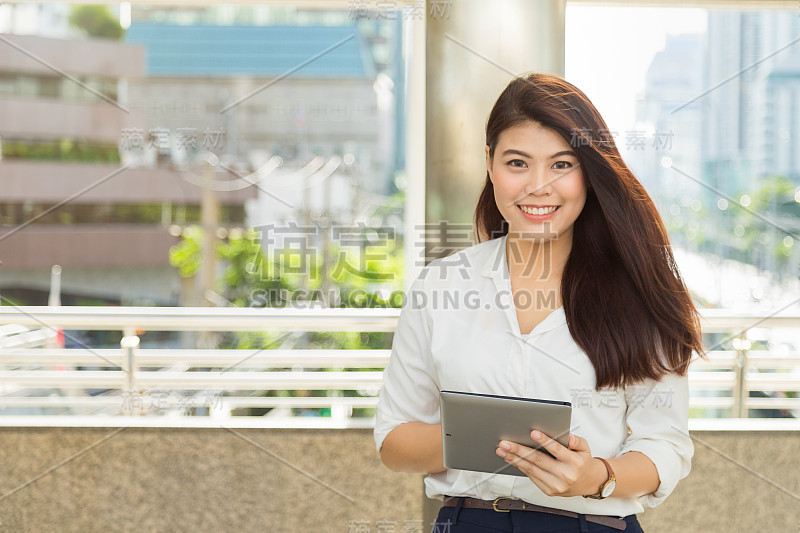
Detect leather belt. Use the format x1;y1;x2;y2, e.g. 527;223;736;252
442;496;627;531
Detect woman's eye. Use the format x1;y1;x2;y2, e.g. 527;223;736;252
507;159;526;168
553;161;573;170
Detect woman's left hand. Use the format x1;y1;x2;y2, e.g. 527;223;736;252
496;430;602;497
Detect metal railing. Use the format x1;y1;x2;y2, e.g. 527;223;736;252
0;306;798;425
690;309;800;417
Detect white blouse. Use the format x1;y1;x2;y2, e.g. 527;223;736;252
374;233;693;517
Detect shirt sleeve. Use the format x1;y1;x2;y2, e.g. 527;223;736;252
615;370;694;508
373;269;441;454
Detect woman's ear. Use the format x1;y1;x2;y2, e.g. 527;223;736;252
485;145;492;181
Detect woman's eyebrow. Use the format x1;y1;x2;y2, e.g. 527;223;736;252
501;149;576;159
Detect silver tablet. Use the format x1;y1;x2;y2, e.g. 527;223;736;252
440;390;572;477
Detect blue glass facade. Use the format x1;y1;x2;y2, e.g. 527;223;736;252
126;23;372;78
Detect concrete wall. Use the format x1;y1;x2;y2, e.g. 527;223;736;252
0;162;257;204
0;427;421;532
0;225;179;269
0;427;797;532
0;33;145;143
0;98;144;142
0;33;144;78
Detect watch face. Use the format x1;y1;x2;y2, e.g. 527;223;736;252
601;480;616;498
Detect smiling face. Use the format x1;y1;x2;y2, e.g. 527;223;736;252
486;121;588;246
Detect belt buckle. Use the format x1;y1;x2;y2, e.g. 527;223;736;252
492;497;524;512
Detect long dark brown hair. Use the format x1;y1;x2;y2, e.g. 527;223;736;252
475;72;706;389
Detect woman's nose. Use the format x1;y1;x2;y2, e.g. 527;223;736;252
523;166;553;196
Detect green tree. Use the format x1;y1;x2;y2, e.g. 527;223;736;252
728;175;798;274
170;225;405;311
169;224;406;418
69;5;124;40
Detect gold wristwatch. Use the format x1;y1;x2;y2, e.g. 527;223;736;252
582;457;616;499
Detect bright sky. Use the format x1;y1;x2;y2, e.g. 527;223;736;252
565;6;708;136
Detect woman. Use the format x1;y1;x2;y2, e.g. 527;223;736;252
374;73;706;532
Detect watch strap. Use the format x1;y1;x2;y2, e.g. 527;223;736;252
582;457;616;499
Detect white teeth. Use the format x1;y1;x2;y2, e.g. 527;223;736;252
520;205;558;215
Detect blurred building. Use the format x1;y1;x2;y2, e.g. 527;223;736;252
702;10;800;275
764;46;800;181
704;11;800;194
630;33;705;203
631;11;800;278
0;33;254;305
124;19;398;231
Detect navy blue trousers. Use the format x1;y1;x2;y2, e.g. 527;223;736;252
431;498;645;533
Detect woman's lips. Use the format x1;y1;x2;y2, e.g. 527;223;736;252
518;205;560;221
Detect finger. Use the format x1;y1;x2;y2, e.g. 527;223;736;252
568;433;591;452
497;441;559;473
529;430;571;461
498;447;565;495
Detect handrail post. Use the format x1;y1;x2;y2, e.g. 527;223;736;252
330;390;348;425
732;332;750;418
121;333;140;415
